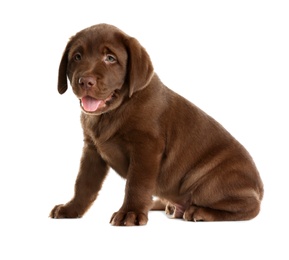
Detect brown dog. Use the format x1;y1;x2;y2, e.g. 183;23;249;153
50;24;264;225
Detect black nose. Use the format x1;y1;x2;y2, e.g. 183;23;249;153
78;76;96;89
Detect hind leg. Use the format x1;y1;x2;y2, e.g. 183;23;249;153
183;205;231;221
183;196;261;221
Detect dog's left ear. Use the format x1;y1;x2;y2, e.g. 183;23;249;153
125;37;154;97
57;39;73;94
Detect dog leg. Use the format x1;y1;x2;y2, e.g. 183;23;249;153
110;144;163;226
183;196;261;221
50;143;109;218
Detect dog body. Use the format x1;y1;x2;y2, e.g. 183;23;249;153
50;24;263;225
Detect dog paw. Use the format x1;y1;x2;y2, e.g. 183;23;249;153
183;206;214;221
110;211;148;226
165;202;184;218
49;204;81;218
165;203;176;215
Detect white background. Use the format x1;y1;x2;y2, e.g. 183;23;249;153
0;0;288;259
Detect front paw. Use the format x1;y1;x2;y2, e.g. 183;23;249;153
49;204;82;218
110;211;148;226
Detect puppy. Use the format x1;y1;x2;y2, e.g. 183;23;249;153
50;24;264;225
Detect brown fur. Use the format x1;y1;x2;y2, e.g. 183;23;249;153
50;24;264;225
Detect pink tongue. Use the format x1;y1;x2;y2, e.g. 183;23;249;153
81;96;102;112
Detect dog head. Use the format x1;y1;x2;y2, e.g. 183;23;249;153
57;24;154;115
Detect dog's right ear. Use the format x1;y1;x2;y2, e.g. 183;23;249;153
57;39;72;94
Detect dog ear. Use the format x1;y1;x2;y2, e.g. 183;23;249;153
125;37;154;97
57;39;72;94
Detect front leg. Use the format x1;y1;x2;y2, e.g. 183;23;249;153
50;141;109;218
110;141;162;226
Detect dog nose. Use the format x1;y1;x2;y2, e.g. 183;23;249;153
78;76;96;89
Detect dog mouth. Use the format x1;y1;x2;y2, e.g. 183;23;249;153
80;92;116;113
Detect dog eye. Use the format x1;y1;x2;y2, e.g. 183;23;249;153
73;53;82;61
105;54;117;63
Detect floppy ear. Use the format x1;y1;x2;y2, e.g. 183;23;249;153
126;37;154;97
57;40;72;94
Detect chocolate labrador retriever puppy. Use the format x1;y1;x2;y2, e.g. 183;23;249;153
50;23;263;225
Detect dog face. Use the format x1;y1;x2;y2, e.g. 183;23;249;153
58;24;154;115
